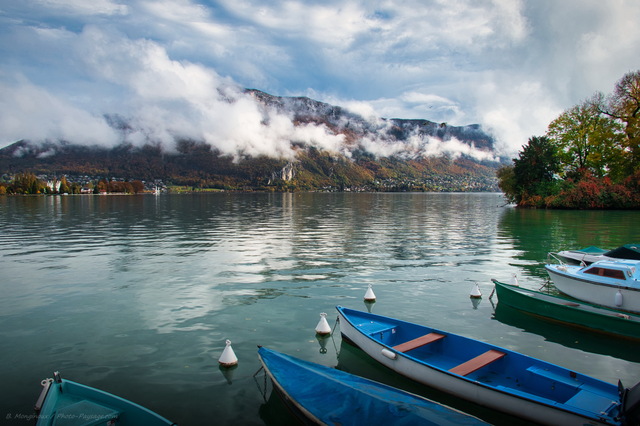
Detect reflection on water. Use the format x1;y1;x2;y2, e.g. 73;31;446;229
492;302;640;364
1;193;639;425
498;208;640;280
257;378;301;426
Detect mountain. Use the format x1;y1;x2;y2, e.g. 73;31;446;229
246;89;495;151
0;90;505;192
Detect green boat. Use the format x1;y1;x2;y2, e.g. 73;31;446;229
34;372;175;426
491;279;640;340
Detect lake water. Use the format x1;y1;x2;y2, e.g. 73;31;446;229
1;193;639;425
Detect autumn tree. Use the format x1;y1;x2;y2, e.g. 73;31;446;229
59;176;71;194
12;172;45;194
95;179;108;194
498;70;640;208
130;180;145;193
547;97;625;180
599;70;640;175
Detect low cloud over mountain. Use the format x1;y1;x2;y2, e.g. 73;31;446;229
1;89;503;192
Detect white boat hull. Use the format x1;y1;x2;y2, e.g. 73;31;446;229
546;265;640;314
337;309;612;426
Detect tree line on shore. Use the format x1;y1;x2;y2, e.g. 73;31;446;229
498;70;640;209
0;173;146;195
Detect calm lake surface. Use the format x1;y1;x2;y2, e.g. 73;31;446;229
1;192;639;425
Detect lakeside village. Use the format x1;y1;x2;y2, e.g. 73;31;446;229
0;171;500;195
0;173;167;195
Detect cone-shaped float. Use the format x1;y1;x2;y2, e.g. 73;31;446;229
364;284;376;302
218;339;238;368
315;313;331;336
470;283;482;299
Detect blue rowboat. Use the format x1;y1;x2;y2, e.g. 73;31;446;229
34;372;175;426
336;306;640;425
257;346;489;425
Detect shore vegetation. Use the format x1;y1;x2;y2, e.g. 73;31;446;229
498;70;640;209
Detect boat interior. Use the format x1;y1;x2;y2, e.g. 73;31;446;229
348;310;621;419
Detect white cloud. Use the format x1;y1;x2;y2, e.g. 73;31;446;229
139;0;209;22
573;3;640;91
359;131;496;162
66;26;345;159
1;0;639;161
0;75;119;146
34;0;128;16
339;94;464;125
220;0;375;46
474;76;561;155
490;0;528;42
420;136;497;161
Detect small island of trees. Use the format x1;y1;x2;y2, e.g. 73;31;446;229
498;70;640;209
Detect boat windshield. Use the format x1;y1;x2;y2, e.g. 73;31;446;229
583;267;626;280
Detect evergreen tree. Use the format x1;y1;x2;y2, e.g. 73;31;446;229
512;136;561;205
496;165;516;204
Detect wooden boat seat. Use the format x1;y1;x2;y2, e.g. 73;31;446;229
393;332;445;352
449;349;506;376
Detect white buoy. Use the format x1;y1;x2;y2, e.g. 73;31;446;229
315;313;332;336
470;283;482;299
615;290;623;307
510;273;519;286
364;284;376;301
218;339;238;367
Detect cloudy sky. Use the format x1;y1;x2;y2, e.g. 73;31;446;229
1;0;639;157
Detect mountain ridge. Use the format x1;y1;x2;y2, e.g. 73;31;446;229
245;89;496;152
0;89;504;192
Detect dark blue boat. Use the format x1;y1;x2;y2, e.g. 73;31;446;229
257;346;488;425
